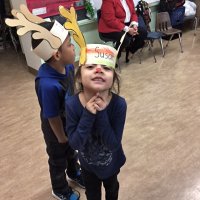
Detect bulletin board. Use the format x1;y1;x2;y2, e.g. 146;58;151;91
26;0;85;18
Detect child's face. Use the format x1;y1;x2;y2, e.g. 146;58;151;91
80;64;114;93
59;36;75;64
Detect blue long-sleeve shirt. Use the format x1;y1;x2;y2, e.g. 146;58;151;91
65;93;127;179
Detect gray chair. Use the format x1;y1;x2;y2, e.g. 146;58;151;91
156;12;183;56
138;15;164;63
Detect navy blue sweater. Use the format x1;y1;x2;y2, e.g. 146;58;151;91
35;63;74;119
65;93;127;179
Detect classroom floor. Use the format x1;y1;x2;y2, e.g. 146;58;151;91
1;28;200;200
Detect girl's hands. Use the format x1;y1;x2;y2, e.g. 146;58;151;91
94;93;107;112
85;95;98;114
85;93;107;114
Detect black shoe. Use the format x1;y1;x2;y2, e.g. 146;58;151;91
52;188;80;200
67;170;85;189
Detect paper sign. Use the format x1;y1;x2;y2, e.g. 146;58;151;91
32;7;47;16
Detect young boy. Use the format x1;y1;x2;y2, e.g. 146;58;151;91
5;5;84;200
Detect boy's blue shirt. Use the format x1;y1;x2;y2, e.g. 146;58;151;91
65;93;127;179
35;63;74;119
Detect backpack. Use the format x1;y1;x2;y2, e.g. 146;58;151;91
159;0;185;12
136;0;151;31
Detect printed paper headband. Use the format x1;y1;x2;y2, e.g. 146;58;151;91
85;44;117;68
59;6;118;68
5;4;69;61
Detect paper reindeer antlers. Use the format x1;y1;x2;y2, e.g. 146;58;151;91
5;4;117;67
5;5;61;50
59;6;87;65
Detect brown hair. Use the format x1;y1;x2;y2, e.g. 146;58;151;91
75;65;121;94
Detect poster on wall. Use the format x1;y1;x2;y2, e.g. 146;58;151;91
26;0;85;18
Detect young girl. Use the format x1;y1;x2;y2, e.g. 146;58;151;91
65;44;127;200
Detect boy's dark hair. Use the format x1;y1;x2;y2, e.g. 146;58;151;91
75;66;120;94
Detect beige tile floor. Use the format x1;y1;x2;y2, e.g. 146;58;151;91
0;29;200;200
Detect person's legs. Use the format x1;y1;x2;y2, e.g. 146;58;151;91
103;173;119;200
82;168;102;200
66;148;85;188
42;119;84;193
99;31;131;58
65;146;78;177
46;141;71;193
124;26;147;63
42;121;74;193
128;26;147;55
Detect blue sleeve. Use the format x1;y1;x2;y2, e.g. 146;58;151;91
66;99;96;150
95;98;127;151
41;83;60;118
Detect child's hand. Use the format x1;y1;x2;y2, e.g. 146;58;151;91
94;93;107;111
85;95;98;114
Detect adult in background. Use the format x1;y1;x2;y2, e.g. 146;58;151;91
98;0;147;62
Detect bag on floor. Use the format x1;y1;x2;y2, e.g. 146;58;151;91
159;0;185;12
169;6;185;28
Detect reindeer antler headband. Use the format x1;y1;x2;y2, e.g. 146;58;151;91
5;4;69;61
59;6;87;66
59;6;118;69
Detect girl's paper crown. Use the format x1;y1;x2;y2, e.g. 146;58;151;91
85;44;117;68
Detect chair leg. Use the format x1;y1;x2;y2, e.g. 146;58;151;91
9;27;18;52
159;38;165;57
125;47;130;63
166;35;173;47
178;33;183;53
116;58;121;73
194;17;198;36
147;41;156;63
138;48;142;64
2;26;7;49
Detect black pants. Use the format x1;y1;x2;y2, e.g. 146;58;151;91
82;168;119;200
100;25;147;57
42;118;78;193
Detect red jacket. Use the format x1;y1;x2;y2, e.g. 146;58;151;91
98;0;138;33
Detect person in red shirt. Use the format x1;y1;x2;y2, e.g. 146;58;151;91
98;0;147;62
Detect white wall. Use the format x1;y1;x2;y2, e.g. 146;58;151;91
9;0;43;70
9;0;26;9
